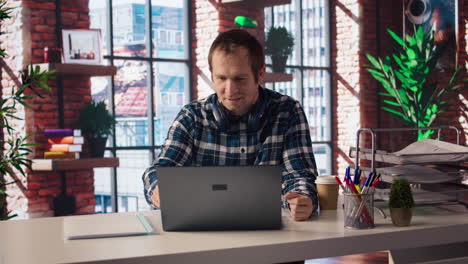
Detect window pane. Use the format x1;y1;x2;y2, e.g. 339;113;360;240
112;1;147;57
265;67;299;99
94;151;113;213
116;150;153;212
313;144;332;175
271;2;298;66
89;0;191;214
303;0;329;67
114;59;149;147
91;76;111;104
153;62;189;145
89;0;109;56
151;0;188;59
303;70;331;142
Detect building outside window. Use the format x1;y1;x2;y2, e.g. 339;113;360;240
265;0;332;176
89;0;190;213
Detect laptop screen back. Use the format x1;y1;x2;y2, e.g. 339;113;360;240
158;166;282;231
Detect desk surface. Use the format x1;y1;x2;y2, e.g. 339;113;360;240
0;205;467;264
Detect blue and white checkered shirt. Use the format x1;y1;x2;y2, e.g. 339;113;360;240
142;87;318;211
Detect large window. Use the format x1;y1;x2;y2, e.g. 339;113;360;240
89;0;191;213
265;0;332;176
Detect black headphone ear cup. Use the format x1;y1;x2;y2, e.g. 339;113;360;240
212;102;225;131
248;98;266;131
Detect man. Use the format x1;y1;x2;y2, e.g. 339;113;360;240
143;29;318;221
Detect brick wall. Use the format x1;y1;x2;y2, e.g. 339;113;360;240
192;0;264;100
331;0;364;173
3;0;95;218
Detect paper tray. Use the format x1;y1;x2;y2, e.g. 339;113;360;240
376;165;464;184
375;187;468;206
350;139;468;164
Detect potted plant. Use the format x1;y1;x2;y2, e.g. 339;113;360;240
265;26;294;73
0;3;55;220
365;25;464;141
79;101;116;158
389;178;415;227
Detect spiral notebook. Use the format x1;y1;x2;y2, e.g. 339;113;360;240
63;213;154;240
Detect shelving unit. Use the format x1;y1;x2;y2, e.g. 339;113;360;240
264;72;293;83
34;63;117;76
32;158;119;171
34;61;118;215
349;126;468;208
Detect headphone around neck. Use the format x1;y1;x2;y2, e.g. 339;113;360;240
212;89;267;132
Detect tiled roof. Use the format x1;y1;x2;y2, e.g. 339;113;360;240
115;86;148;117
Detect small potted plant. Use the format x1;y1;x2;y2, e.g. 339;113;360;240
79;101;116;158
264;26;294;73
389;178;415;227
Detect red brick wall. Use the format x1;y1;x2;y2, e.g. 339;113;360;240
331;0;364;174
3;0;95;218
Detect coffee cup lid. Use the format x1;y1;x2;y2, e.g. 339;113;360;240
315;175;338;184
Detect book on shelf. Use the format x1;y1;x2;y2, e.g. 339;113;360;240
32;159;53;171
47;136;84;145
44;129;81;138
44;151;80;160
49;144;82;152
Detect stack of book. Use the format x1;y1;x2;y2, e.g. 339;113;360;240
44;129;83;159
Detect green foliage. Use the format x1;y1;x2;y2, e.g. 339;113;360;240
0;1;55;220
264;26;294;57
79;101;116;139
365;25;464;140
0;1;12;57
389;179;414;209
0;67;54;221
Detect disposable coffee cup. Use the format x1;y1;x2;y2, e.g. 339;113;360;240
315;175;339;210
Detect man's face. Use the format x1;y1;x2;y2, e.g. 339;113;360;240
211;47;264;116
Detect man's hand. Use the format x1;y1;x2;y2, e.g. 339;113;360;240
151;186;160;208
284;192;313;221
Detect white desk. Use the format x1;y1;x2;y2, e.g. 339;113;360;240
0;205;467;264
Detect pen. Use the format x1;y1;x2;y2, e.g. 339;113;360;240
334;176;347;193
355;184;361;194
352;174;380;223
360;172;374;195
353;167;361;185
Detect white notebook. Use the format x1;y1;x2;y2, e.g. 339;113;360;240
63;213;154;240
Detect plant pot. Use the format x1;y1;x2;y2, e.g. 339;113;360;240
89;137;108;158
271;56;288;73
390;207;412;227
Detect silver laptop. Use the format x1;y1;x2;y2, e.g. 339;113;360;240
158;166;282;231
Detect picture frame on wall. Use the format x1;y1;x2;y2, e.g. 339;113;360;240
62;29;102;65
403;0;458;72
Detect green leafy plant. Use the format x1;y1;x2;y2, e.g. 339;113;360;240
365;25;464;140
1;1;55;220
0;1;12;57
265;26;294;57
79;101;116;139
389;178;414;208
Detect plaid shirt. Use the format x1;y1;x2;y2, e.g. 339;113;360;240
142;87;318;211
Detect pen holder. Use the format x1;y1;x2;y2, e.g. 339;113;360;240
343;190;375;229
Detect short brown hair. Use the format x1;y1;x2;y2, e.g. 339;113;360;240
208;29;265;83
